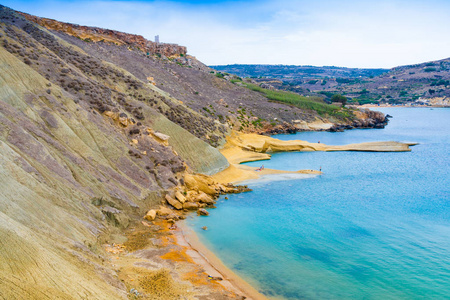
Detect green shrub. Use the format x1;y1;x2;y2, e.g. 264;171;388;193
331;94;347;107
431;80;449;86
336;78;353;84
359;89;369;94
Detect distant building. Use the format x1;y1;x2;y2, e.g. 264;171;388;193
155;35;159;44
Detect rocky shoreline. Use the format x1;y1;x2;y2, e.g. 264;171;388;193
128;131;417;299
252;109;389;135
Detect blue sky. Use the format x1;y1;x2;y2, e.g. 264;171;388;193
3;0;450;68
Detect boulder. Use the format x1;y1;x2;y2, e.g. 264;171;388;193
165;195;182;210
157;206;172;216
144;209;156;221
182;202;199;210
175;191;186;204
197;208;209;216
184;174;218;195
195;192;215;205
185;190;198;202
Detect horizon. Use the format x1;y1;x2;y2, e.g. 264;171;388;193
3;0;450;69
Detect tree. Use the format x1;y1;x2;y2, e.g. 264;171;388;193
331;94;347;107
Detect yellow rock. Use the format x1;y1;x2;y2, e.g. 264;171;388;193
182;202;199;210
212;131;415;184
175;191;186;204
144;209;156;221
184;174;218;195
195;192;215;204
157;206;172;216
165;195;182;210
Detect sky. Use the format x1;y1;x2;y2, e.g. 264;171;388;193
3;0;450;68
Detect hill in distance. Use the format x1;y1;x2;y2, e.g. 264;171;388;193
210;64;389;79
212;59;450;107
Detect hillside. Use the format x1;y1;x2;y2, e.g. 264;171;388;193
210;64;388;80
0;5;391;299
337;58;450;106
0;5;238;299
212;59;450;106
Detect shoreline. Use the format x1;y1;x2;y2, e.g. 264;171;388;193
170;131;417;298
175;221;269;300
357;104;449;108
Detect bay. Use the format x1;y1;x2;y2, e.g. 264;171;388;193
186;108;450;299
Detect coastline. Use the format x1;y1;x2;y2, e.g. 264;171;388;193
176;221;269;300
357;104;449;108
169;131;417;299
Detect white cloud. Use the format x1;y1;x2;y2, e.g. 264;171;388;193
4;0;450;68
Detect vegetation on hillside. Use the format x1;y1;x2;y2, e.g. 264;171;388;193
243;82;355;120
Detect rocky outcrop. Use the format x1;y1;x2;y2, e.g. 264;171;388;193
143;172;251;220
19;12;187;57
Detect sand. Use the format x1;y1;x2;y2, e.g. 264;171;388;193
176;222;269;300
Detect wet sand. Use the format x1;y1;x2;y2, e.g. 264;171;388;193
175;222;269;300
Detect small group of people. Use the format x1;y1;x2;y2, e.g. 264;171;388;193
255;165;265;171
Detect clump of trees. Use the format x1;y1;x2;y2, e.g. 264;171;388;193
331;94;347;107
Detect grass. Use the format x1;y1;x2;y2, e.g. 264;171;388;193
243;83;355;120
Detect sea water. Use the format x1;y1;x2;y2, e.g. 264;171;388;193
186;108;450;299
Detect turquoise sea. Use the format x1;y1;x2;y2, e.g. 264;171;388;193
186;108;450;299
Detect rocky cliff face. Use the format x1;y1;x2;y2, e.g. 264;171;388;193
0;5;232;299
19;12;187;57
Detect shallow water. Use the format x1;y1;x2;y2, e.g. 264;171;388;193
186;108;450;299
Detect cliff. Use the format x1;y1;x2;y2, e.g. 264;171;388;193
0;5;234;299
